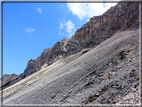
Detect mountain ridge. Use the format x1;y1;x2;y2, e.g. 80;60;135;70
1;1;140;105
1;1;139;90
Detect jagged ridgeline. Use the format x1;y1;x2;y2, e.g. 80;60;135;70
1;2;139;90
2;1;140;104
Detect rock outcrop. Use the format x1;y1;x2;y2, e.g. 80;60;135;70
71;2;139;47
0;74;18;89
1;74;18;86
40;48;52;65
22;58;41;78
1;2;140;89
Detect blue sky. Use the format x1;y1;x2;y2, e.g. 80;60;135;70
3;2;117;76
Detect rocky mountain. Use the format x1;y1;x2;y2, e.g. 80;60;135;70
1;1;141;105
0;74;18;86
1;1;140;95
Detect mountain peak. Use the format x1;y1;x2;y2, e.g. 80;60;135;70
62;37;68;41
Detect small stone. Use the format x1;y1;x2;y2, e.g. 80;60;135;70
109;63;112;65
68;90;72;93
131;69;135;72
128;58;132;62
94;92;99;97
132;57;138;62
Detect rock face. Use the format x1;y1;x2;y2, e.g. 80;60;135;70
71;2;139;41
1;74;18;86
2;2;139;89
22;58;41;78
0;74;18;89
40;48;51;65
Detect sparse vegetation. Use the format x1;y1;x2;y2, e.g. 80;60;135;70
111;93;115;98
85;100;88;104
136;76;140;80
87;93;99;103
129;72;135;77
123;75;127;79
118;50;127;60
127;50;130;53
88;94;94;102
101;85;108;92
127;89;132;93
115;45;119;50
56;55;62;60
59;54;73;62
100;97;105;104
134;81;139;88
85;41;93;48
20;81;28;87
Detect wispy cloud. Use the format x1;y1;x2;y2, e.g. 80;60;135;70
65;20;75;38
26;28;36;33
37;7;42;14
67;3;117;20
60;22;64;29
59;30;65;36
59;20;75;38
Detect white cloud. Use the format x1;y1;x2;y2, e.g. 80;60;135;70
59;20;75;38
67;3;117;20
65;20;75;37
26;28;36;33
37;7;42;14
59;30;65;36
60;22;64;29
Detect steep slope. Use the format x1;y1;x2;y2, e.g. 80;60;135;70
3;29;140;104
2;1;140;97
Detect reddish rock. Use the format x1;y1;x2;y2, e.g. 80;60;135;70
71;2;139;41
